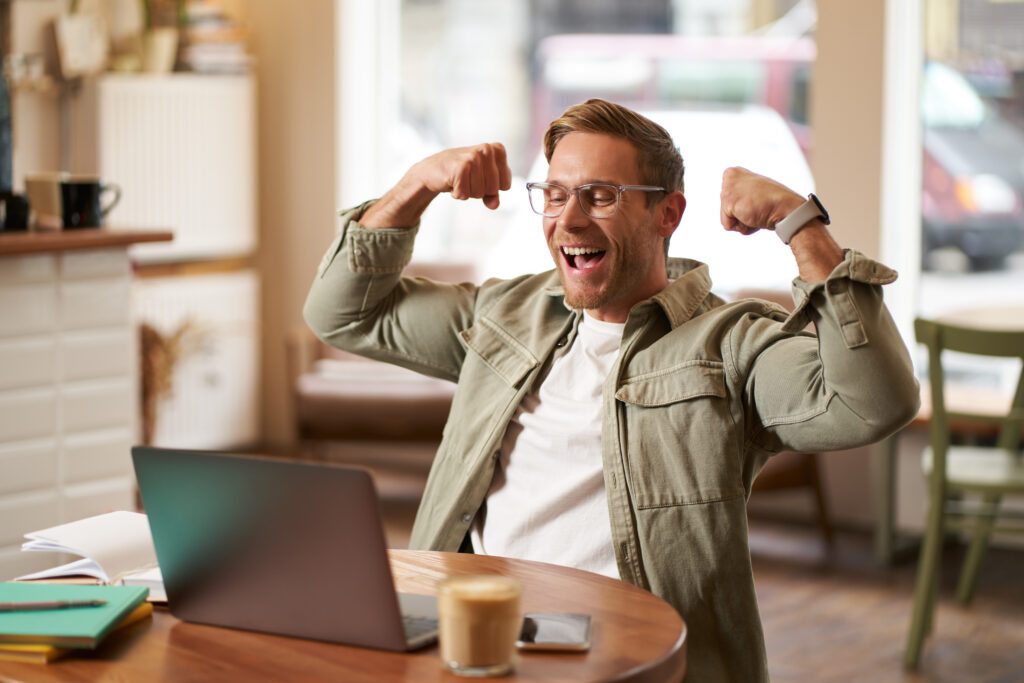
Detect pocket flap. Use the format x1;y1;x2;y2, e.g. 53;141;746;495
615;361;726;407
459;317;538;388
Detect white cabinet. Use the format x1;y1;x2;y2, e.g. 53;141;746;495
133;270;260;449
71;73;258;263
70;73;261;452
0;242;150;580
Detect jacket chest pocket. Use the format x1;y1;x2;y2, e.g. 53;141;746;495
615;361;744;509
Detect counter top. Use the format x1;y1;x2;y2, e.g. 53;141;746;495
0;228;173;256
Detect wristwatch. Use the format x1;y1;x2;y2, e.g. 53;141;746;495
774;193;830;244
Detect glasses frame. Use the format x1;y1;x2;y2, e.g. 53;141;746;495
525;181;667;219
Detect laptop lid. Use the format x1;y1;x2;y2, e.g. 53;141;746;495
131;446;436;651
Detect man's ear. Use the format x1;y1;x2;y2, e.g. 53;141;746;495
657;191;686;239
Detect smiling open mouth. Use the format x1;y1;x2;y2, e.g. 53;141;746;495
562;246;606;270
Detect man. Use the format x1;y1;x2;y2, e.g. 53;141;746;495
304;99;919;681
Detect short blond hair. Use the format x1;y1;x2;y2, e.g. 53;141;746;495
543;98;685;197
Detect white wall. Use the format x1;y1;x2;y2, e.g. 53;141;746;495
8;0;64;181
242;0;338;448
809;0;922;529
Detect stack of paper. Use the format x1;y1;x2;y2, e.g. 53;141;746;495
0;583;152;664
16;511;166;601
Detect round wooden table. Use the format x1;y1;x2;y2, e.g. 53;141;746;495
936;305;1024;332
0;551;687;682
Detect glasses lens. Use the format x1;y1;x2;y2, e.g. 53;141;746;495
579;185;619;218
529;183;568;216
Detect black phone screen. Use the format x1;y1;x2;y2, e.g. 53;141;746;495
516;612;591;651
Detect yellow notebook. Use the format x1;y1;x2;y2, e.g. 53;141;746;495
0;642;65;664
0;601;153;664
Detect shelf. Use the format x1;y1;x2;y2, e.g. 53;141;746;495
0;227;173;256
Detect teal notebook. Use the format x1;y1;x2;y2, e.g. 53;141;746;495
0;582;149;648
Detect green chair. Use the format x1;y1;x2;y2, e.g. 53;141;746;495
904;318;1024;669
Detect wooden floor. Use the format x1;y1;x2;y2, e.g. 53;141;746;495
382;503;1024;681
750;520;1024;682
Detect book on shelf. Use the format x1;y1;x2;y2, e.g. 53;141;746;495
0;601;154;664
179;0;252;73
16;511;166;602
184;22;249;44
179;42;253;74
0;582;150;650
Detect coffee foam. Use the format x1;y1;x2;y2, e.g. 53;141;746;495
442;575;520;601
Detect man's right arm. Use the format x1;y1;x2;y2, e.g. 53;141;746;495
302;143;512;381
361;142;512;229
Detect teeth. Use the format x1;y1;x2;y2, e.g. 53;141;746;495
562;247;603;256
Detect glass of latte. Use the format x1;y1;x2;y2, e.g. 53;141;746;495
437;574;522;676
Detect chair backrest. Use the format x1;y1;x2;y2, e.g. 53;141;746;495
913;318;1024;456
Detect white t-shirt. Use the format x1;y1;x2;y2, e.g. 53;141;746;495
470;312;624;578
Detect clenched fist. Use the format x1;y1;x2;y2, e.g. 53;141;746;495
719;167;805;236
411;143;513;210
362;142;514;229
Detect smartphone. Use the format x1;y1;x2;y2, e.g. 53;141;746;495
516;612;591;651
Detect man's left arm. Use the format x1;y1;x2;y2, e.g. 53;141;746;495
720;167;920;451
720;166;843;282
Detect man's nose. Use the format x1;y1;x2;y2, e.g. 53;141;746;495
556;191;590;229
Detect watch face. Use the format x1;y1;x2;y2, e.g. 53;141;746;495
809;193;830;224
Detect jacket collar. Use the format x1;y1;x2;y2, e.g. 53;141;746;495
652;258;714;328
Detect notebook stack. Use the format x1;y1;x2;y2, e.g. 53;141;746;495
0;583;151;664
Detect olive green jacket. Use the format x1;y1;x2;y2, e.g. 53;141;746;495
303;203;920;682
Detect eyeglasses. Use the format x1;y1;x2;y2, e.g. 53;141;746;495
526;182;666;219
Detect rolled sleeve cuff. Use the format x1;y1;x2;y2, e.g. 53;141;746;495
317;200;420;277
783;250;898;346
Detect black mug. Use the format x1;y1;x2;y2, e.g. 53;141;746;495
60;179;121;229
0;192;30;232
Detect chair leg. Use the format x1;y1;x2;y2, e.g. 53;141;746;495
809;457;834;546
904;494;946;669
923;572;937;638
956;493;1000;605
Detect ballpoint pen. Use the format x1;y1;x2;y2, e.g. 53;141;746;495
0;600;107;612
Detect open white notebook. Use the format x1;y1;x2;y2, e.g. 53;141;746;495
16;511;166;601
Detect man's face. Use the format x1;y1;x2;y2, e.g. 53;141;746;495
543;131;677;323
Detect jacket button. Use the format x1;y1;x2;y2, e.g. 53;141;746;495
555;337;568;347
461;513;472;524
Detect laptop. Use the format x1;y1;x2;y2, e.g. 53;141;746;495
131;446;438;651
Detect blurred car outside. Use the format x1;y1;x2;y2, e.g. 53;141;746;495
527;33;1024;271
481;104;815;298
920;61;1024;270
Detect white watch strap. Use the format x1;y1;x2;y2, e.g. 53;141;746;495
774;197;825;244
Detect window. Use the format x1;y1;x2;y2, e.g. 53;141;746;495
348;0;818;295
915;0;1024;391
918;0;1024;302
